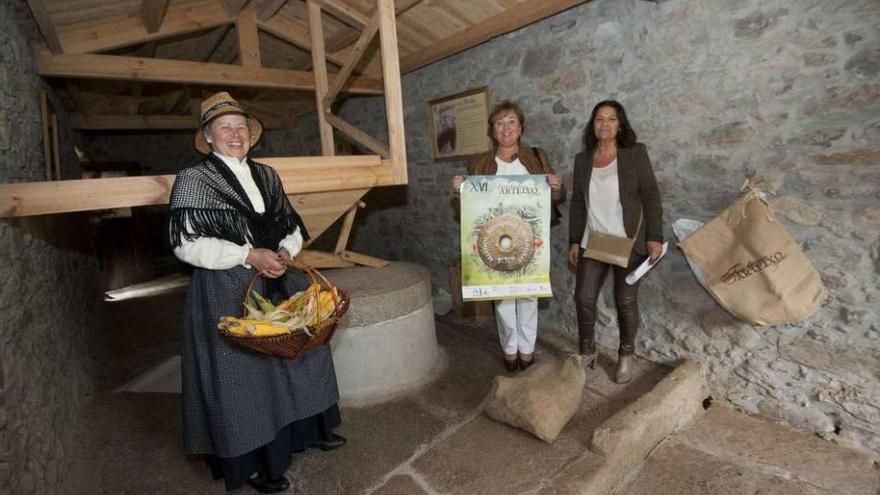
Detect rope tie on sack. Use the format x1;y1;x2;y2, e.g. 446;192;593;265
732;178;775;225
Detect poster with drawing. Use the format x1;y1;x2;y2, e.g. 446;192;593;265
460;175;552;300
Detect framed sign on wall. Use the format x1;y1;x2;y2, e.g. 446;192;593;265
427;86;492;162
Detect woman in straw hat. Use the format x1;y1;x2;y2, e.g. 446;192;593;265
169;92;345;493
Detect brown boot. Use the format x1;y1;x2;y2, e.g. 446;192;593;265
614;355;632;384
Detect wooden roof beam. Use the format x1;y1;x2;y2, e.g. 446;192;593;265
258;15;348;67
140;0;170;34
71;114;198;130
325;12;379;105
236;1;261;66
59;1;234;54
38;53;384;94
313;0;370;28
257;0;288;21
324;0;424;53
400;0;591;73
26;0;63;53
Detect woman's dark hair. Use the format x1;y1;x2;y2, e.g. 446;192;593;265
487;100;525;143
584;100;637;150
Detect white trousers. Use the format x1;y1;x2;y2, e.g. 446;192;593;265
494;298;538;355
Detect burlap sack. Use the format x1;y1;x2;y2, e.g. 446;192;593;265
484;354;586;443
678;182;826;326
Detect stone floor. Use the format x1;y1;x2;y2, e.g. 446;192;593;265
64;291;880;494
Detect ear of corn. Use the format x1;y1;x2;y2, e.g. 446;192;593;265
221;287;341;339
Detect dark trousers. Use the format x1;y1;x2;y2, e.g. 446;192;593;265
574;250;645;356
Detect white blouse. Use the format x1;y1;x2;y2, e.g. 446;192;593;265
494;156;529;175
580;158;627;248
173;152;303;270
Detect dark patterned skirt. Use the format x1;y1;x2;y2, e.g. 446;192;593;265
206;404;341;491
181;266;341;488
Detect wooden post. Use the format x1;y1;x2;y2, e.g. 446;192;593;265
307;1;335;156
377;0;407;183
334;201;364;254
236;2;261;67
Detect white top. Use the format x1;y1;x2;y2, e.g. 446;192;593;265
580;158;626;248
494;156;529;175
172;152;303;270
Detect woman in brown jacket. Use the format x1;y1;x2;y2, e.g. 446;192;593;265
451;101;566;372
569;100;663;383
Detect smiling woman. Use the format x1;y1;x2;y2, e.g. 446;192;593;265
168;92;347;493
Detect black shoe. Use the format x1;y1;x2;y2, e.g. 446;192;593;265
503;357;518;372
248;475;290;494
309;433;347;451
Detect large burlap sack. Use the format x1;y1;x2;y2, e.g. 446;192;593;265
678;181;826;326
484;354;586;443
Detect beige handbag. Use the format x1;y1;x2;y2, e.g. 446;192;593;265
583;213;642;268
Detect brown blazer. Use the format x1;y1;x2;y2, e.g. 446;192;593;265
568;143;663;256
452;144;567;222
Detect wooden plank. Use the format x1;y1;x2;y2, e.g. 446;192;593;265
289;188;369;241
70;114;199;130
257;0;288;21
0;160;393;218
220;0;250;16
314;0;370;28
334;201;362;253
378;0;407;182
341;250;389;267
236;1;262;67
400;0;590;73
307;1;335;156
258;155;381;168
27;0;63;53
59;2;234;54
324;12;379;106
325;113;389;158
38;53;384;94
140;0;170;33
293;250;353;268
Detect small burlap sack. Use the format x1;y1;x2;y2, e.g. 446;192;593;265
678;180;826;326
484;354;586;443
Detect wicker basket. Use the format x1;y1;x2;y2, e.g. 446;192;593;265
218;264;349;359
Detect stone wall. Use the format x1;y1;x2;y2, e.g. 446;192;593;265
326;0;879;454
0;2;103;493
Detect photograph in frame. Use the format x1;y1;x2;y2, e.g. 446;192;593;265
427;87;492;161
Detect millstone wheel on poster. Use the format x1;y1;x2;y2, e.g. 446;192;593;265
477;213;536;272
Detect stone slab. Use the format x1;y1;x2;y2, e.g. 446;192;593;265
290;397;447;494
583;360;705;494
325;262;432;327
412;413;602;495
678;404;880;495
371;474;430;495
626;442;829;495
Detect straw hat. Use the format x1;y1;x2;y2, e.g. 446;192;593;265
194;92;263;154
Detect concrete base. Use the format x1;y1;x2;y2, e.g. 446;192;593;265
325;262;443;406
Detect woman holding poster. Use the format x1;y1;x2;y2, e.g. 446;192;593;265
568;100;664;384
451;101;566;372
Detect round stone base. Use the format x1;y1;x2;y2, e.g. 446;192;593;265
324;262;443;406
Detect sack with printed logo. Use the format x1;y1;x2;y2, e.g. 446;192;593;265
677;180;826;326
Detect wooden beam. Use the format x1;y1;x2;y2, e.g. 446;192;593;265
324;12;379;106
221;0;250;16
0;156;388;218
70;114;199;130
259;15;348;68
307;0;335;156
378;0;407;182
334;201;364;254
38;53;384;94
314;0;370;28
400;0;590;73
325;0;424;53
294;250;354;268
325;113;389;158
26;1;63;53
257;0;288;21
340;250;389;268
60;2;234;54
236;2;261;67
140;0;170;33
196;25;233;62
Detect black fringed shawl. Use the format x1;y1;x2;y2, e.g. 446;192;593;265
169;154;309;250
